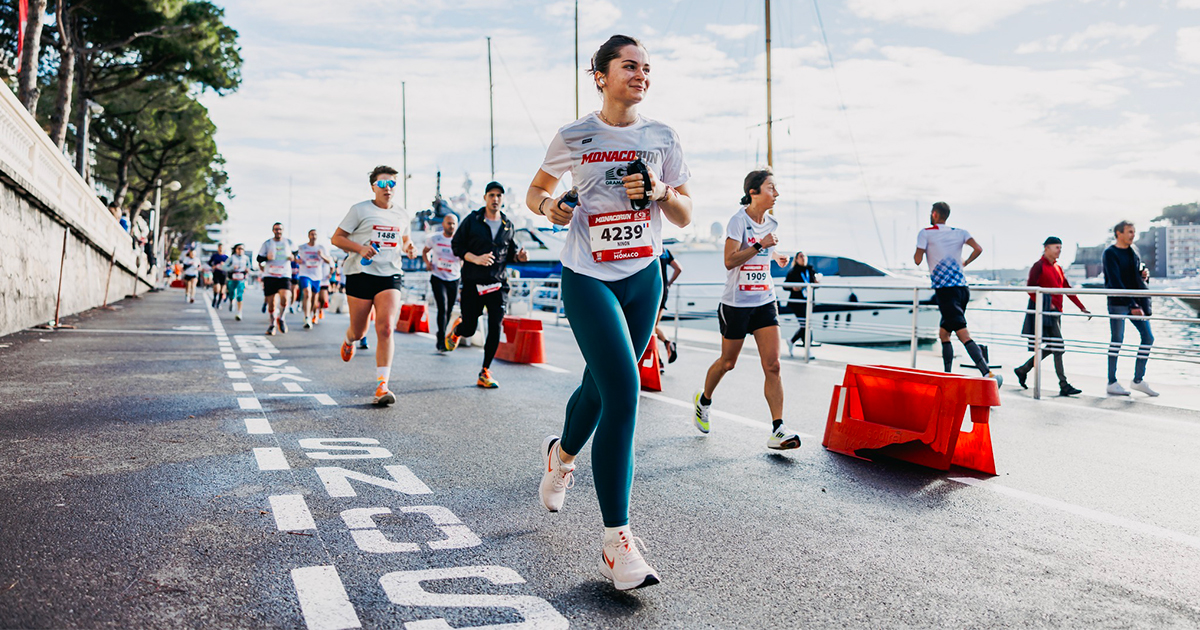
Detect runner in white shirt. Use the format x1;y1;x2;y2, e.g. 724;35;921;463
296;229;333;329
222;244;253;320
316;259;332;324
330;165;416;406
525;35;694;591
257;223;295;335
692;169;802;451
422;214;462;351
181;249;201;303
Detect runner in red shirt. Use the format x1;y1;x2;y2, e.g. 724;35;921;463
1014;236;1091;395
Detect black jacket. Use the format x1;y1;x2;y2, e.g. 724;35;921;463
451;208;520;285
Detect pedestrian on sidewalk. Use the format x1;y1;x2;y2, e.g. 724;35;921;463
331;165;415;406
1015;236;1090;396
525;34;693;591
444;182;527;389
1104;220;1158;397
913;202;1002;385
423;214;462;352
784;251;818;357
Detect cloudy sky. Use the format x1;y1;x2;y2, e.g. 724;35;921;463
201;0;1200;270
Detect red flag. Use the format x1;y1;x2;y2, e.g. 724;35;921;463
16;0;28;72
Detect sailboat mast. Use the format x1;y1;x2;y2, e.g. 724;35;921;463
575;0;580;119
402;81;408;209
487;37;495;180
765;0;773;170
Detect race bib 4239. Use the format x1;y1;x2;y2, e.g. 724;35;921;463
589;210;653;262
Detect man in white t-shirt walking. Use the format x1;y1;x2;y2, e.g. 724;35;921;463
423;214;462;351
913;202;1001;384
257;222;295;335
296;228;333;329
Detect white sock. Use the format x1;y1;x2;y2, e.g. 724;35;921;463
376;366;391;381
604;526;631;541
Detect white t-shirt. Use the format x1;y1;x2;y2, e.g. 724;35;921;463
182;254;200;277
257;238;294;278
916;224;971;288
425;232;462;282
337;199;411;277
539;112;690;282
721;207;779;308
224;253;252;281
321;260;332;284
296;243;329;280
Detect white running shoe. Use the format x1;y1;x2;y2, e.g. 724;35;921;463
693;391;711;434
986;371;1004;388
538;436;574;512
599;528;660;591
1106;381;1131;396
1130;380;1160;397
235;312;242;321
767;425;802;450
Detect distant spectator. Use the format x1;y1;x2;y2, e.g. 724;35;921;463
1104;220;1157;397
784;251;818;357
119;212;130;232
106;200;120;220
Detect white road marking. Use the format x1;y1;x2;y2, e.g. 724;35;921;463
258;352;274;359
269;393;337;405
949;477;1200;551
173;325;209;331
221;353;237;360
228;371;247;379
263;373;310;382
291;565;362;630
530;363;570;374
254;447;290;470
416;332;436;340
238;397;262;410
244;418;273;434
40;328;216;336
224;361;241;369
233;382;254;392
284;382;304;392
639;391;817;438
269;494;316;531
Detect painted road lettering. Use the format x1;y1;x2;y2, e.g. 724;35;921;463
315;465;432;497
379;566;569;629
340;506;482;553
300;438;393;460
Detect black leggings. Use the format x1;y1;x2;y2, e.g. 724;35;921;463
457;282;506;369
429;276;459;345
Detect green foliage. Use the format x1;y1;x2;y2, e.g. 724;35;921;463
1155;202;1200;226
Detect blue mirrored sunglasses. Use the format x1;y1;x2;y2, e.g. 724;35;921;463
374;180;397;189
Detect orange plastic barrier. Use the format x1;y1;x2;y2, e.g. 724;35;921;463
823;364;1001;475
495;317;546;364
395;303;429;334
638;340;662;392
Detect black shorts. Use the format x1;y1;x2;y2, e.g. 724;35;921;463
935;286;970;332
212;270;226;285
345;272;403;300
718;302;779;340
263;277;291;295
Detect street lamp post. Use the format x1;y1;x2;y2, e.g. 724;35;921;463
152;178;182;282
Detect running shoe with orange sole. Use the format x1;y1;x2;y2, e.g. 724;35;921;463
444;317;462;351
340;339;355;362
373;378;396;406
477;368;499;389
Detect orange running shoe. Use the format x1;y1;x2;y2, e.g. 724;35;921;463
373;378;395;406
340;339;355;362
477;368;499;389
444;317;462;351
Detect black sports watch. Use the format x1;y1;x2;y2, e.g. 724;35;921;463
752;242;763;252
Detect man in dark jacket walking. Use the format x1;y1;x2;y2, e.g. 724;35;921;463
445;182;528;388
1104;220;1157;397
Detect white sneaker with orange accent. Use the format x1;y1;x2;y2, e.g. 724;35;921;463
599;527;660;591
373;378;395;406
538;436;574;512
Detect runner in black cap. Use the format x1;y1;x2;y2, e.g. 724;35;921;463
1015;236;1090;396
444;181;528;388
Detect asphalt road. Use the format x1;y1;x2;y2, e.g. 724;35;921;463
1;287;1198;629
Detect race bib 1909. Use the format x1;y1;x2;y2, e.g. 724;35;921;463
738;263;771;292
589;210;653;262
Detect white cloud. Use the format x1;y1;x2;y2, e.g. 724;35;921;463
546;0;621;31
846;0;1053;34
1179;27;1200;65
1016;23;1157;54
704;23;759;40
1179;0;1200;8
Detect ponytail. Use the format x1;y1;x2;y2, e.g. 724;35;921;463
741;168;773;206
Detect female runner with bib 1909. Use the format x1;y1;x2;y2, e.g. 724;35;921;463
525;34;692;592
330;165;416;406
694;169;802;451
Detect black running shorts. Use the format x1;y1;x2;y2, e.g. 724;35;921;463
263;277;291;296
345;272;403;300
718;302;779;340
212;269;226;285
935;285;970;333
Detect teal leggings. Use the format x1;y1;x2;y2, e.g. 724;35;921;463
559;263;662;528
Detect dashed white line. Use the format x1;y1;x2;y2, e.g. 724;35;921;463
530;363;570;374
269;494;316;531
221;353;237;360
233;382;254;392
949;477;1200;551
268;393;337;405
639;391;817;437
244;418;273;434
224;361;241;370
254;447;290;470
238;397;262;410
228;371;247;379
290;565;362;630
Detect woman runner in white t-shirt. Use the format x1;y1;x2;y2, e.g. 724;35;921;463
330;165;416;406
525;34;693;591
693;169;803;451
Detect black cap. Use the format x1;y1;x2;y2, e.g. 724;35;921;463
485;181;505;195
1043;236;1062;246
